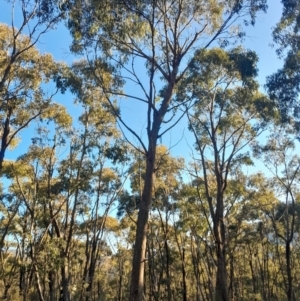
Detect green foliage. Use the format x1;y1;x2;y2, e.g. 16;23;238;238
266;0;300;128
178;48;274;186
0;23;72;172
4;2;300;301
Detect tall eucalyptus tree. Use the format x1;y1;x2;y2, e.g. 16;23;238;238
266;0;300;128
0;0;65;170
64;1;268;300
177;47;274;301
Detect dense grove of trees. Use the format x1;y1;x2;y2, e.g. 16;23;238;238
1;0;300;301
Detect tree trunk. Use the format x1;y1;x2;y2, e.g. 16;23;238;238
164;240;172;301
129;149;156;301
60;263;70;301
85;254;97;301
286;241;293;301
214;219;228;301
34;263;45;301
48;271;55;301
228;253;235;301
128;49;176;301
118;259;124;301
3;283;11;301
181;247;187;301
0;112;11;172
190;236;203;301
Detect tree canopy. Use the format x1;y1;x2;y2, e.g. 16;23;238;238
1;1;300;301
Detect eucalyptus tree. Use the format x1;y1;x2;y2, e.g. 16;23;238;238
0;52;129;300
0;93;71;300
54;67;129;301
255;125;300;301
146;147;185;301
0;122;72;301
225;173;279;300
0;23;69;171
64;1;268;299
178;184;215;301
0;0;63;93
177;47;274;301
0;107;126;301
0;0;66;170
118;145;185;300
266;0;300;128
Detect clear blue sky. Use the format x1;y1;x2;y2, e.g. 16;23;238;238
0;0;284;171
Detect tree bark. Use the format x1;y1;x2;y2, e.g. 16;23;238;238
60;262;70;301
0;110;12;172
33;263;45;301
129;149;156;301
214;217;228;301
181;247;188;301
286;241;293;301
48;271;55;301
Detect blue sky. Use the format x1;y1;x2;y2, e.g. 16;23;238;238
0;0;285;172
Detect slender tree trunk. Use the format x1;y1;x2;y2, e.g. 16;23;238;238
60;263;70;301
248;247;257;296
34;264;45;301
266;242;270;300
190;238;201;301
228;253;235;301
118;259;124;301
286;241;293;301
85;254;97;301
19;265;26;299
158;207;171;301
147;236;157;301
214;218;228;301
84;173;108;301
0;112;11;172
82;238;96;300
146;239;153;301
129;148;156;301
164;240;172;301
49;271;55;301
3;282;11;301
181;247;187;301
